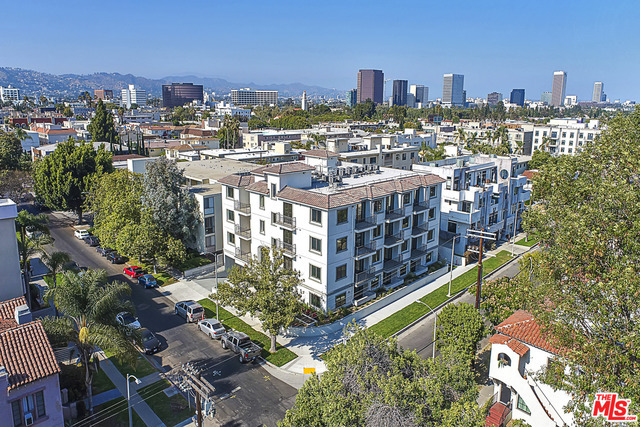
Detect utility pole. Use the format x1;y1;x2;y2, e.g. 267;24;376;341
171;362;216;426
467;228;496;310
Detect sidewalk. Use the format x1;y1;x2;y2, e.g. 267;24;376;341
97;352;166;427
160;233;535;383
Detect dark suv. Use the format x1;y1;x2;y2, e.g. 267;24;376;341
107;252;125;264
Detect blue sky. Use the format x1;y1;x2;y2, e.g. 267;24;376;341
1;0;639;100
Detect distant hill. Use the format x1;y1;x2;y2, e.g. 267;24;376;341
0;67;342;100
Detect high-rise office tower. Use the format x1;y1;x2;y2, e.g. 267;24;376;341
121;84;147;108
443;74;464;107
357;70;384;104
551;71;567;107
592;82;604;103
487;92;503;106
510;89;525;106
392;80;408;106
162;83;204;108
409;85;428;104
346;89;357;107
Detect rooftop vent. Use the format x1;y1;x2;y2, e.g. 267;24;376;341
14;304;32;325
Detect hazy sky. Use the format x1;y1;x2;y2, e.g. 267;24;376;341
1;0;639;100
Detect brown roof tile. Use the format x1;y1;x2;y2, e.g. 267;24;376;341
494;310;562;355
246;181;269;194
0;297;26;320
251;162;316;176
301;149;340;158
218;173;255;187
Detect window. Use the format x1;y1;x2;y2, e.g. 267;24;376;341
336;264;347;280
373;199;382;212
372;250;381;264
227;232;235;245
425;252;432;263
401;240;409;252
402;153;407;160
373;225;382;238
226;187;234;199
259;195;265;209
402;216;410;228
203;197;214;210
226;209;235;222
12;390;46;427
517;395;531;415
310;264;321;281
204;216;214;234
336;236;348;253
205;236;215;248
311;208;322;224
310;237;322;254
428;207;436;220
337;208;348;224
427;229;435;242
271;183;277;198
403;193;411;205
430;186;437;198
310;293;322;308
259;220;265;234
283;256;293;270
335;292;346;308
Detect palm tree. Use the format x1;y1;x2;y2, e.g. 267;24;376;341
42;270;138;414
467;132;480;150
309;133;327;149
454;128;466;146
484;130;494;145
15;211;51;308
41;251;72;318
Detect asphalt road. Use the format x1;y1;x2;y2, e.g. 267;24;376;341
38;208;296;427
396;251;531;358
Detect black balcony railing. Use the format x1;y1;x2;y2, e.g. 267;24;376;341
411;224;429;236
235;247;251;263
234;225;251;239
385;208;403;221
234;200;251;214
273;213;296;229
275;239;296;256
411;244;429;259
383;256;403;272
384;232;403;246
355;215;377;230
354;240;377;258
354;267;377;285
412;200;429;211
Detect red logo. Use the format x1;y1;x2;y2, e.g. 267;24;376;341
592;393;637;422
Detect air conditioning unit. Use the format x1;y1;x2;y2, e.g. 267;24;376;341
25;413;34;426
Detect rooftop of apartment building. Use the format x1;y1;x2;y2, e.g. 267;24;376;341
178;158;257;184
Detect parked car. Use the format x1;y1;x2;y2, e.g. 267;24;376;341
74;229;90;240
138;328;160;354
26;227;45;239
174;300;205;323
138;274;158;289
116;312;141;330
197;319;226;339
124;266;145;278
220;331;261;363
107;252;125;264
83;236;100;246
97;246;114;256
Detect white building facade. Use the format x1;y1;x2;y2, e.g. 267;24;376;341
121;84;147;108
231;89;278;106
524;118;601;156
220;150;445;311
0;86;20;103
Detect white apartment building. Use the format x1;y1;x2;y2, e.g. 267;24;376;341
0;199;24;301
121;84;147;108
488;310;574;427
220;150;445;311
523;118;601;155
231;88;278;106
214;102;251;119
0;86;20;103
413;155;530;264
243;130;303;149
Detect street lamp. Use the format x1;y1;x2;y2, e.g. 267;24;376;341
127;373;141;427
416;300;437;358
447;234;460;297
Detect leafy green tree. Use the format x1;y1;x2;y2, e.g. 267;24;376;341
0;130;25;170
87;99;117;143
62;105;73;117
514;106;640;423
33;140;113;224
15;211;52;308
218;247;301;353
42;270;138;413
528;149;554;170
436;302;486;362
41;251;72;318
353;99;376;120
217;114;242;148
419;143;446;162
280;324;483;426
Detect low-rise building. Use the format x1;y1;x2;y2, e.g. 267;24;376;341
487;310;574;427
220;150;445;311
30;123;77;145
523;118;601;156
0;199;23;301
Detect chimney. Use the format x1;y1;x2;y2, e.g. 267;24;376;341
0;366;7;392
15;304;32;325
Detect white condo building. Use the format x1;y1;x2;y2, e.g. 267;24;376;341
219;150;445;311
231;88;278;106
523;118;601;155
121;84;147;108
0;86;20;103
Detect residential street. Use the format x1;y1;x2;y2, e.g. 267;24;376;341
38;208;297;427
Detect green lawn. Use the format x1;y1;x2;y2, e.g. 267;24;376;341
91;397;145;427
178;256;212;272
515;235;540;247
103;349;157;378
198;299;298;367
369;251;513;338
93;367;116;395
138;380;193;426
126;258;177;287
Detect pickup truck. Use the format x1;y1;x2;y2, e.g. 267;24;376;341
220;331;261;363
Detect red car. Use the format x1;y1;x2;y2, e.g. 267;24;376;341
123;266;144;278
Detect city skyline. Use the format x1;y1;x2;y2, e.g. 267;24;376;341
0;1;638;101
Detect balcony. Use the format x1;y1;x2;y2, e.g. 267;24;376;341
355;215;377;230
234;225;251;240
354;240;377;259
273;212;296;229
385;208;404;222
383;256;403;272
234;200;251;215
411;244;429;259
235;247;251;263
411;224;429;236
412;200;429;212
275;239;296;257
354;267;377;285
383;232;403;247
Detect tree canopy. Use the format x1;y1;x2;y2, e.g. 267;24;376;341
0;129;25;170
87;99;117;143
436;302;487;362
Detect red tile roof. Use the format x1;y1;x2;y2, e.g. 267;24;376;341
251;162;316;175
493;310;562;355
0;298;60;390
301;149;340;158
245;181;269;194
218;174;255;187
522;170;539;181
